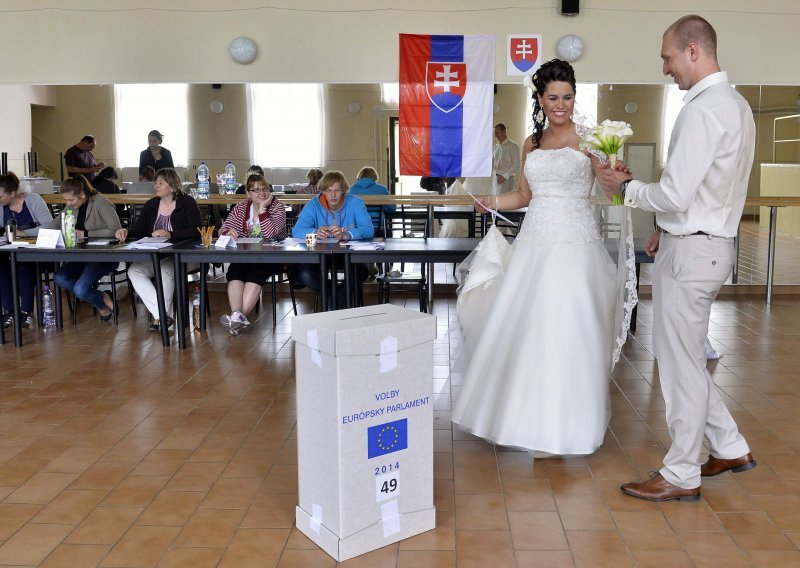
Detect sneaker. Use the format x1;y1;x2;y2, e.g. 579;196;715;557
705;337;720;360
228;311;250;336
1;312;12;330
220;313;232;330
19;311;33;329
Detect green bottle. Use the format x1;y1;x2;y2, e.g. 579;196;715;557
63;208;76;248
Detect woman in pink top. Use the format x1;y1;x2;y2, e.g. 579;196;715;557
218;174;286;334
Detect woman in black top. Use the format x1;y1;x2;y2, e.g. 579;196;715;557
116;168;202;331
138;130;174;179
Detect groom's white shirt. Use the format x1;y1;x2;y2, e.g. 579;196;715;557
623;71;755;238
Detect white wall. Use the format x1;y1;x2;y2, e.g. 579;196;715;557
0;86;55;173
0;1;798;85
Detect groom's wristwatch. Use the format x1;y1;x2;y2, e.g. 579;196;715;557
619;179;632;199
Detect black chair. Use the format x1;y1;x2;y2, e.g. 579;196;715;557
376;217;429;312
67;263;137;325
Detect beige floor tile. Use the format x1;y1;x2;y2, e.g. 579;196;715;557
502;478;557;512
100;525;181;567
555;493;616;531
218;527;290;567
515;550;574;567
629;549;693;567
277;548;336;567
397;549;455;568
5;472;80;504
32;489;108;524
65;506;143;545
565;530;633;567
455;530;515;568
136;490;206;526
175;507;244;548
0;503;44;540
0;523;73;566
508;511;568;550
156;546;225;568
399;510;454;550
717;511;797;550
39;544;111;568
454;494;509;531
101;475;168;507
678;531;752;567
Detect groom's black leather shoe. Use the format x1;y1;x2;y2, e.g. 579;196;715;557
701;453;756;477
621;472;700;502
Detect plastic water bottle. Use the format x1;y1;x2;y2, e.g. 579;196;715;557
191;286;201;331
224;161;237;194
197;162;210;199
62;209;76;248
42;285;56;328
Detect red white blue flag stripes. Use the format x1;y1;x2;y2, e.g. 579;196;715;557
399;34;494;177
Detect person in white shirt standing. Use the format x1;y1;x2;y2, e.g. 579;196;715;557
596;14;756;502
491;123;520;195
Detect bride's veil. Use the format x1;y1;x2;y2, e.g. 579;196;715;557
579;113;637;369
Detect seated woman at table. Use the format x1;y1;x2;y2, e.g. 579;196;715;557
218;174;286;334
349;167;396;235
0;172;54;329
291;171;374;309
93;166;121;194
50;175;121;322
115;168;202;332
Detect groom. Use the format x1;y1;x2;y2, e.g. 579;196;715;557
596;14;756;501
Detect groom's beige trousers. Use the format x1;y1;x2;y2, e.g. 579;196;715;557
653;233;750;489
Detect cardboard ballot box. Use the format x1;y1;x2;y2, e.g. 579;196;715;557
292;304;437;562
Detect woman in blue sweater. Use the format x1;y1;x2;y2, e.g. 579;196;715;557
291;171;373;308
348;167;396;235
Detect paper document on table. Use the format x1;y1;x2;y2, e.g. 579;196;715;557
463;189;515;225
281;238;303;246
86;239;113;246
344;242;385;250
127;237;172;249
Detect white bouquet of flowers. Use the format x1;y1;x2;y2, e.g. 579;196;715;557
580;120;633;205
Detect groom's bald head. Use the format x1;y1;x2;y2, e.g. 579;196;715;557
664;15;717;60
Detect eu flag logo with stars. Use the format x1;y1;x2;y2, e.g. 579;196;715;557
367;419;408;459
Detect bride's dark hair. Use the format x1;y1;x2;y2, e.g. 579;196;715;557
530;59;577;149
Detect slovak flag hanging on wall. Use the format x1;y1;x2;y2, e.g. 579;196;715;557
399;34;494;177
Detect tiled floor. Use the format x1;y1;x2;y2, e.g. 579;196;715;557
1;287;800;566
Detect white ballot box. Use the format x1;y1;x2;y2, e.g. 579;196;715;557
292;304;437;561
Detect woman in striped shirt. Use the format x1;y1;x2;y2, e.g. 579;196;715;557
218;174;286;334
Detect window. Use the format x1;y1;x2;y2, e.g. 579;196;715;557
114;84;188;168
661;84;685;164
381;83;399;105
247;83;324;168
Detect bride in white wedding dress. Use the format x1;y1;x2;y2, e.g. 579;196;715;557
451;59;635;455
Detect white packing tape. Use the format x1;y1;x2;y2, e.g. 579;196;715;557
310;503;323;534
381;499;401;537
379;336;398;373
307;328;322;368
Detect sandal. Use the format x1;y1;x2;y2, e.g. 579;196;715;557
99;293;118;322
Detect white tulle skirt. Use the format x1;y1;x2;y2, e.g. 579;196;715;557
452;235;617;455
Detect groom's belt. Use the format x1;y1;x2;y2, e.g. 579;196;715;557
662;230;709;237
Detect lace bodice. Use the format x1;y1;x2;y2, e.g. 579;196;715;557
517;147;600;245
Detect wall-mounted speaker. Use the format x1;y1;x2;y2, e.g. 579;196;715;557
560;0;579;16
